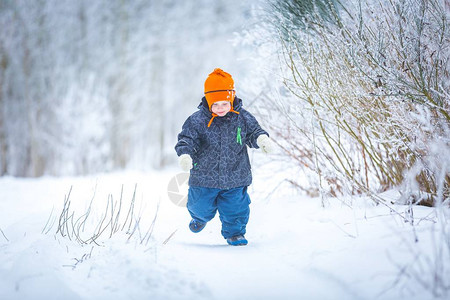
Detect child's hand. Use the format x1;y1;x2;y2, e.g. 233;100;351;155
256;134;273;154
178;154;193;172
257;135;274;154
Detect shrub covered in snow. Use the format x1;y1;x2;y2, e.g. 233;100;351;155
261;0;449;205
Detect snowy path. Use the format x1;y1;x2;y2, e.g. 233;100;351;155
0;172;438;299
156;202;360;300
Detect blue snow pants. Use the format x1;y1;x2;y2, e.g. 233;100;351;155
187;186;251;239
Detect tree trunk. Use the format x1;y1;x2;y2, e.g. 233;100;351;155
0;47;6;175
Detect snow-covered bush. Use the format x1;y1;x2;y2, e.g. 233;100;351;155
262;0;449;204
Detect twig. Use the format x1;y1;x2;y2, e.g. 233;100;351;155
112;185;124;235
0;227;9;242
56;186;73;237
163;229;178;245
141;199;160;246
329;220;357;239
122;184;137;233
41;206;55;234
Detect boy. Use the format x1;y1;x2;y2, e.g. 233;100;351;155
175;68;273;246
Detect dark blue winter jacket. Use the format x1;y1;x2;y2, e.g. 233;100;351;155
175;97;268;189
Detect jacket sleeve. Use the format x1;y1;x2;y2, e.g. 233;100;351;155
175;115;200;156
243;110;269;149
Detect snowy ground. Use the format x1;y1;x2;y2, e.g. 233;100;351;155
0;170;446;299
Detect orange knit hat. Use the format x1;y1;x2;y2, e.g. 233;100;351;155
204;68;236;111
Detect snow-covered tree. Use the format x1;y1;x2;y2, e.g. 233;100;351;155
0;0;261;176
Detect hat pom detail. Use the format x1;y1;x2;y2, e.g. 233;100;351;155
212;68;231;78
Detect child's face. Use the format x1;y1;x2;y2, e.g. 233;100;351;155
211;101;231;116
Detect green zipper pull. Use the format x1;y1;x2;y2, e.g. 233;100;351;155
236;127;242;145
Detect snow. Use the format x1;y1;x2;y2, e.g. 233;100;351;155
0;171;445;300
